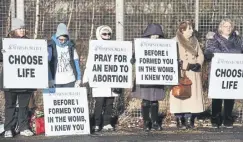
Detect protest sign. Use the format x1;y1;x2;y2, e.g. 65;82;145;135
2;38;48;88
43;88;90;136
134;38;178;85
87;40;132;88
92;87;118;97
209;53;243;99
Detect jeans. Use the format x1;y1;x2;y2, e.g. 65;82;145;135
94;97;114;126
211;99;234;125
4;91;32;131
55;81;75;88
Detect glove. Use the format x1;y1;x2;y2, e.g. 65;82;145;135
82;82;91;95
130;58;136;64
205;52;214;61
177;59;183;69
188;63;201;72
48;80;55;88
112;88;122;94
74;80;81;88
1;49;6;53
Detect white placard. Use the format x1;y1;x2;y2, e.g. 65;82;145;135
2;38;48;89
88;40;132;88
43;88;90;136
208;53;243;99
134;38;178;85
92;87;118;97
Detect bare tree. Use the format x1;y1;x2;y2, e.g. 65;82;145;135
34;0;40;39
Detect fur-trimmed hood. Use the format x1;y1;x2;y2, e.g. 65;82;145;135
96;25;112;40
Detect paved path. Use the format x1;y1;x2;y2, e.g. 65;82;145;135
1;126;243;142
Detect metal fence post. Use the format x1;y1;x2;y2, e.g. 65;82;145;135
11;0;25;29
16;0;24;21
195;0;199;31
116;0;124;41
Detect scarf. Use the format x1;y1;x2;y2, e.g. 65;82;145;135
176;30;198;56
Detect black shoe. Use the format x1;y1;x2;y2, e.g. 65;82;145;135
211;115;222;128
176;118;186;130
151;122;162;131
211;123;218;128
185;117;194;129
223;123;233;129
143;121;150;132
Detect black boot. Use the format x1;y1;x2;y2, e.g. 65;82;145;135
141;100;151;132
176;117;186;129
211;114;222;128
185;117;194;129
211;99;223;128
151;101;162;131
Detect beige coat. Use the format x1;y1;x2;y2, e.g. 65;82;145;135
170;37;205;113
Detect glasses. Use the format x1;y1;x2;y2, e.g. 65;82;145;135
102;33;111;36
223;26;232;29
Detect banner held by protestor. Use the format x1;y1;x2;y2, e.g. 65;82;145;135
88;40;132;88
43;88;90;136
2;38;48;88
134;38;178;85
209;53;243;99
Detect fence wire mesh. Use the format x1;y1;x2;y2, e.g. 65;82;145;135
1;0;243;127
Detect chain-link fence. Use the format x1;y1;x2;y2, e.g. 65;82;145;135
1;0;243;126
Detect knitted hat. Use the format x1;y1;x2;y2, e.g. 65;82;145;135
11;18;25;31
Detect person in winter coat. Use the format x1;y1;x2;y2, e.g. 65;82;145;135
204;19;243;128
131;23;165;131
169;20;204;129
1;18;34;137
83;25;121;132
48;23;81;88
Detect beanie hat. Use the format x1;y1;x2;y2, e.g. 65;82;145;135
11;18;25;31
55;23;69;38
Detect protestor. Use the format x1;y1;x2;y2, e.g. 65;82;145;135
0;18;34;137
204;18;243;128
83;25;122;132
48;23;82;88
131;23;165;131
169;20;204;129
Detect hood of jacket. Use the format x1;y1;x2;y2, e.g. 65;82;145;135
142;23;164;38
52;23;70;47
96;25;112;40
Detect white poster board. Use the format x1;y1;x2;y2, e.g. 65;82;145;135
134;38;178;85
208;53;243;99
88;40;132;88
92;87;118;97
43;88;90;136
2;38;48;88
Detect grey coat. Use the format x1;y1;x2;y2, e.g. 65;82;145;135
131;84;165;101
131;23;165;101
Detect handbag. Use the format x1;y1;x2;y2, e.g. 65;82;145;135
172;70;192;99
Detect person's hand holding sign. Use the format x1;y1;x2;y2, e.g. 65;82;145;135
74;80;81;88
49;80;55;88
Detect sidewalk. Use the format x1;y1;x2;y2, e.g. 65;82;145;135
1;126;243;142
